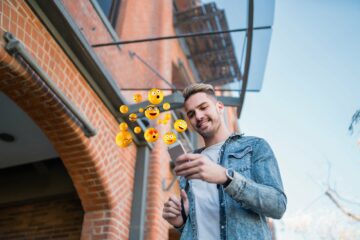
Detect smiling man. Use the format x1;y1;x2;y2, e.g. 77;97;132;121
162;83;287;240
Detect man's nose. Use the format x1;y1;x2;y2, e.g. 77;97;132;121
195;111;204;121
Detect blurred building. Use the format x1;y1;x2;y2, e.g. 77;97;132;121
0;0;273;239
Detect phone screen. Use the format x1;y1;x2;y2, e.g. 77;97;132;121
168;142;186;161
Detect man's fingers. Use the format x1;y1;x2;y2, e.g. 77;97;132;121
175;153;201;165
163;212;178;219
166;199;180;210
185;173;202;180
169;196;181;208
176;166;200;177
164;206;181;216
174;160;201;173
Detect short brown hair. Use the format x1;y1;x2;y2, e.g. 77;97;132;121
182;83;216;102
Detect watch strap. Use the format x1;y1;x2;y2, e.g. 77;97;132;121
223;169;234;188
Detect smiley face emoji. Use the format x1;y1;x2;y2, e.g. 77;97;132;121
129;113;137;122
163;102;170;110
134;126;142;134
119;105;128;114
174;119;188;132
148;88;164;105
118;122;128;131
144;128;159;142
144;105;160;120
115;131;133;147
133;93;142;103
163;132;177;145
164;113;171;121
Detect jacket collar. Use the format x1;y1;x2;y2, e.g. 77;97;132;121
193;132;244;153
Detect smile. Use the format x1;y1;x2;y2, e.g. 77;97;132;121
197;120;209;129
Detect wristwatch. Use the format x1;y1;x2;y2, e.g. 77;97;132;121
223;168;234;187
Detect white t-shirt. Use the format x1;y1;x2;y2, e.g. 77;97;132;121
191;141;225;240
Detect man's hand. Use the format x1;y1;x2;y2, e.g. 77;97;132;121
162;190;189;228
174;153;227;184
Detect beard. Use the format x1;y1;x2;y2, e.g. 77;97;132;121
195;116;221;138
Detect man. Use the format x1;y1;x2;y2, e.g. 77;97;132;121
162;83;286;240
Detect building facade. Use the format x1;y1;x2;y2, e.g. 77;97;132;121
0;0;241;239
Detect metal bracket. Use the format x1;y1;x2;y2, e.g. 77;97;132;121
4;32;21;55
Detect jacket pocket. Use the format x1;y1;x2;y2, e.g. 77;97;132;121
227;146;252;176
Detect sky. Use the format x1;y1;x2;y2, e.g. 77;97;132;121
240;0;360;239
205;0;360;238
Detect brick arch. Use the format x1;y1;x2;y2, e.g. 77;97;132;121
0;46;135;239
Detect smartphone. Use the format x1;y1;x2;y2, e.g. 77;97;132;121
168;141;186;162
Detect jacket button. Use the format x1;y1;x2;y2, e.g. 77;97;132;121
221;225;225;229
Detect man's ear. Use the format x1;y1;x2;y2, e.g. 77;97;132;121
217;101;224;113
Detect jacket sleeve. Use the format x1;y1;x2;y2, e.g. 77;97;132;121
224;138;287;219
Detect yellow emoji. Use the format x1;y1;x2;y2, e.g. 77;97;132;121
133;93;142;103
139;108;144;113
163;102;170;110
129;113;137;122
119;105;128;114
144;128;159;142
174;119;187;132
119;122;128;131
164;113;171;121
134;126;142;134
148;88;164;105
163;132;177;145
115;131;132;147
144;105;160;120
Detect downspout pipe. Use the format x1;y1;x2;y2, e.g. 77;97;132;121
3;32;97;137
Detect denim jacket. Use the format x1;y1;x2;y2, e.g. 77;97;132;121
176;133;287;240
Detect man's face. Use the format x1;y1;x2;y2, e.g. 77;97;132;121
184;92;224;138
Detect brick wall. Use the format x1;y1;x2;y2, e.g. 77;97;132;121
0;1;240;239
0;195;83;240
0;0;137;239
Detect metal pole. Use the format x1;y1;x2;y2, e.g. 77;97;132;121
116;88;259;92
129;145;151;240
92;26;271;47
237;0;254;117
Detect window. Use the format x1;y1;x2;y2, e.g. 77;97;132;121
96;0;121;27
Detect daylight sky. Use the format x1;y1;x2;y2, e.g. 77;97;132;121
239;0;360;239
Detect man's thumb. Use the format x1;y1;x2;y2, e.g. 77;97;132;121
180;189;188;202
